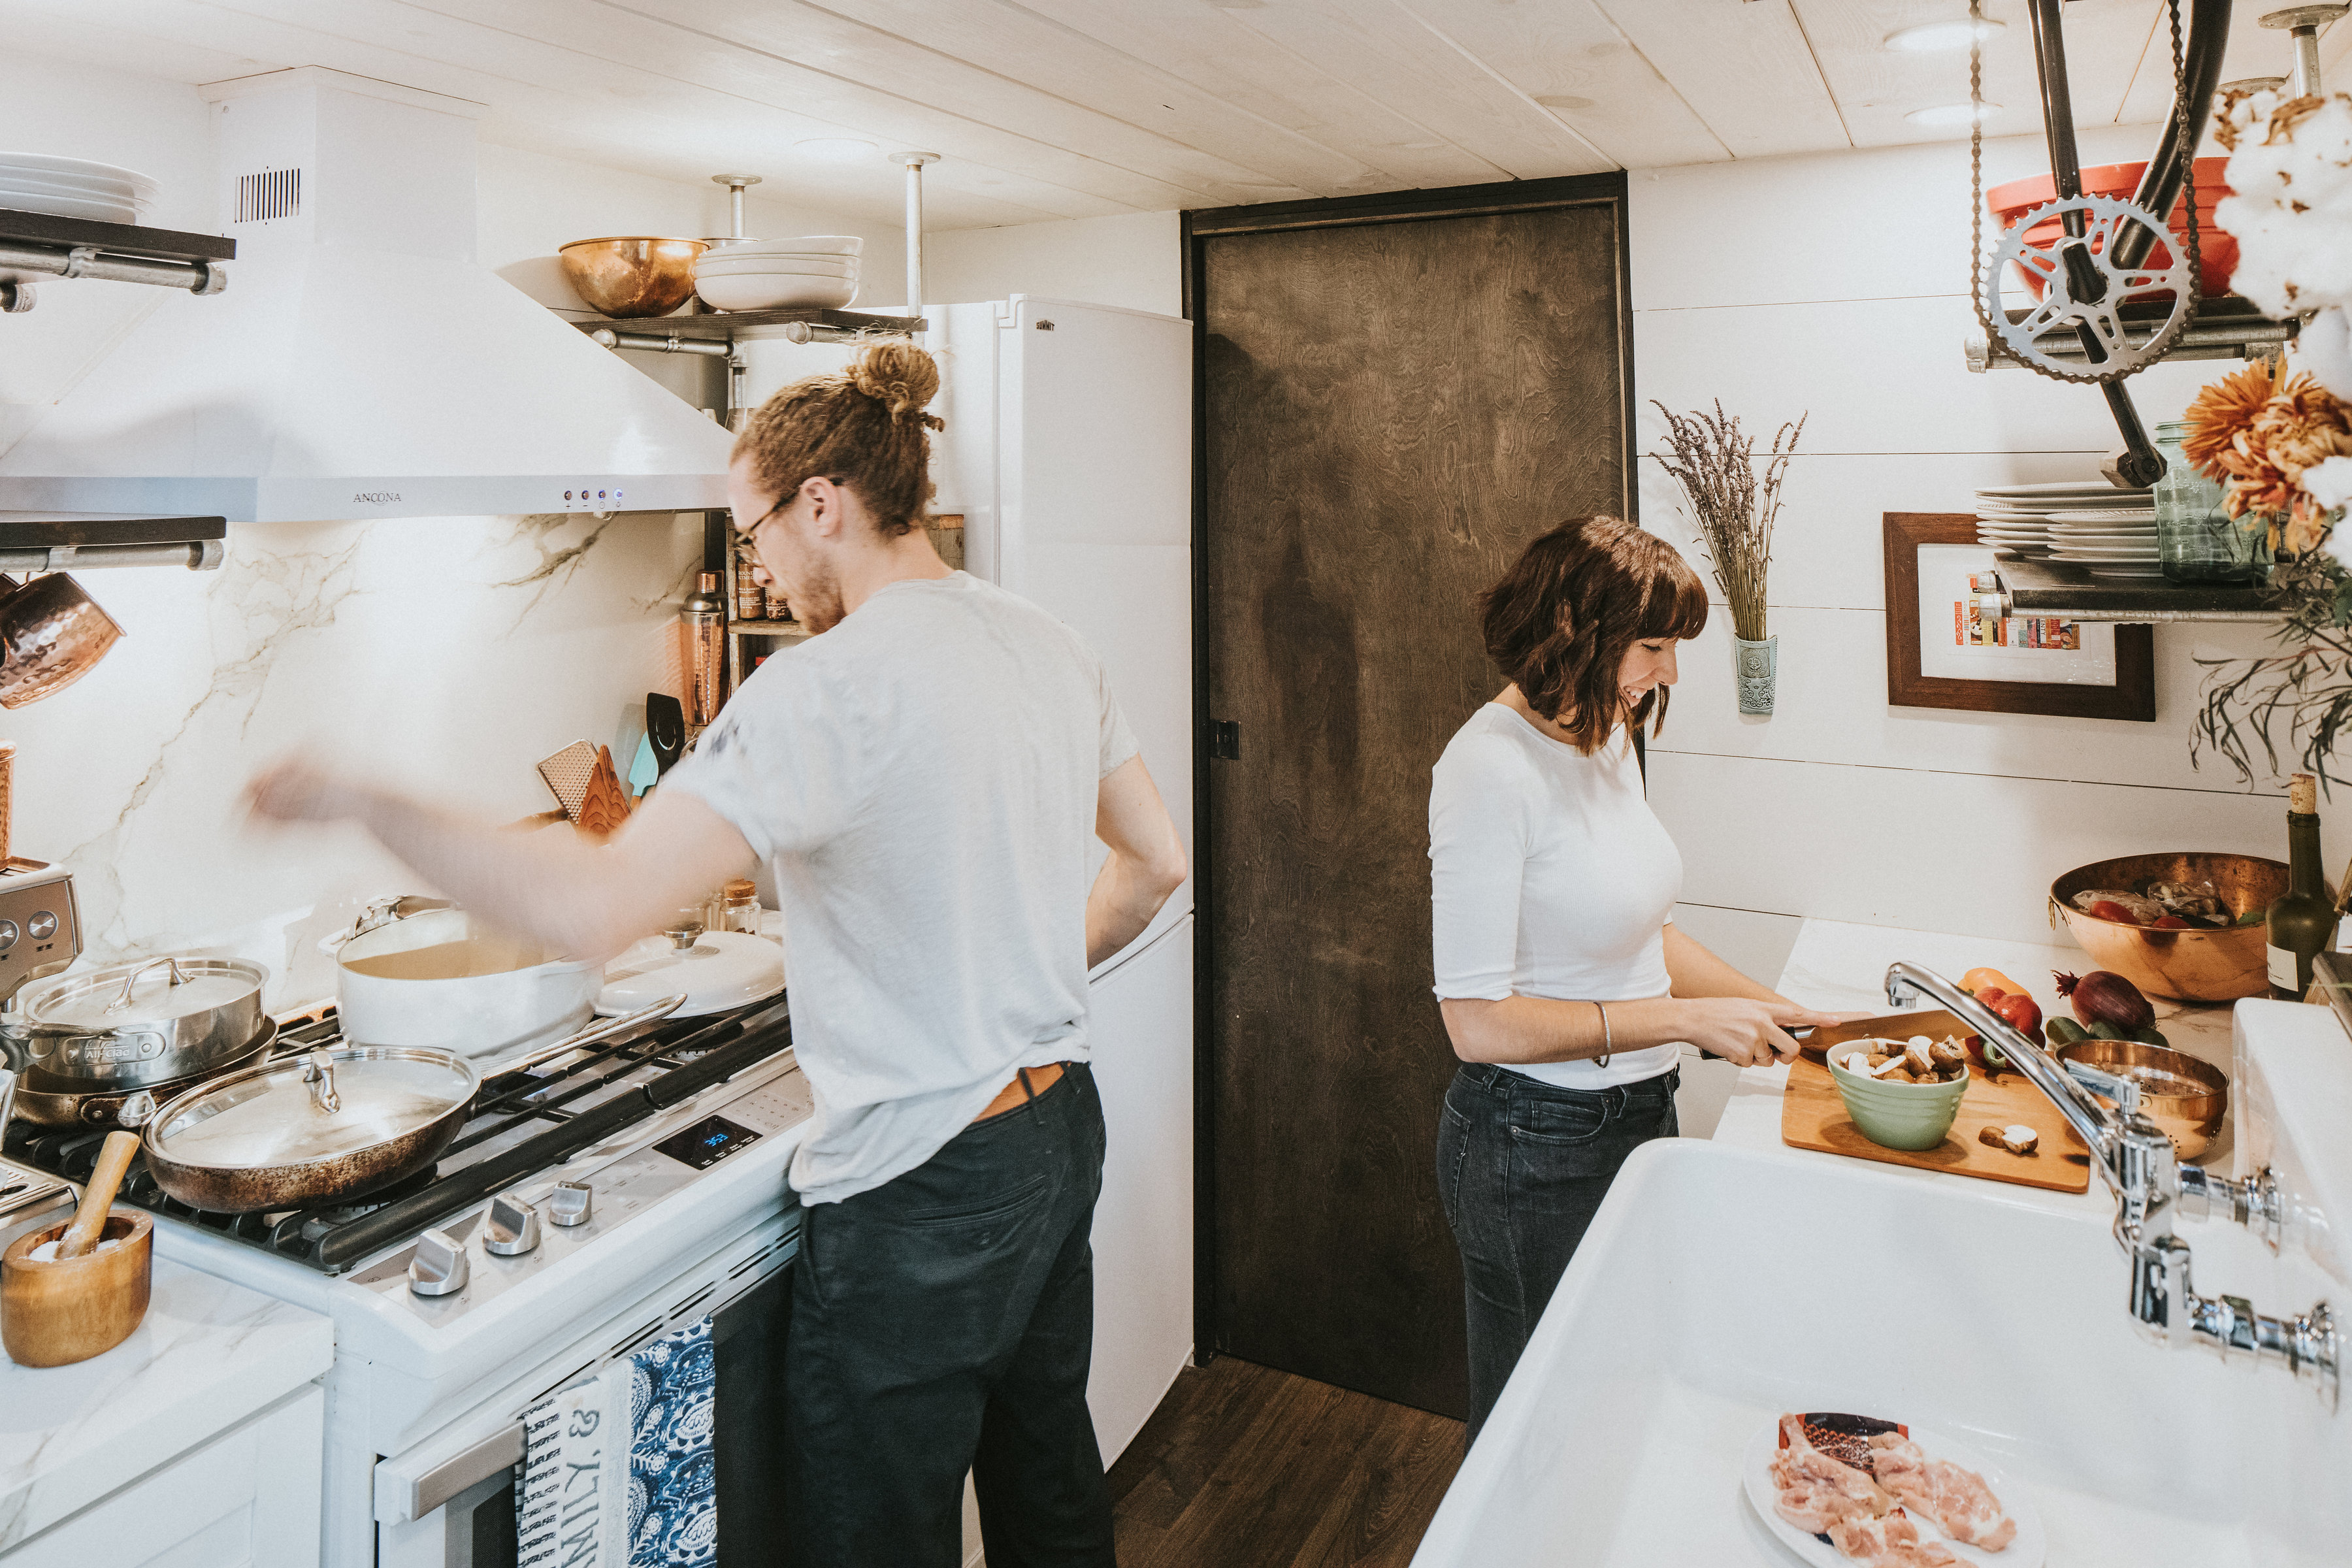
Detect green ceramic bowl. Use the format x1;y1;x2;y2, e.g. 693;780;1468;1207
1827;1041;1970;1152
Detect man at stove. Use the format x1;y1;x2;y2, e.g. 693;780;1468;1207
246;338;1188;1568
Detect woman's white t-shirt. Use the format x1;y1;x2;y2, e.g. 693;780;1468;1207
1428;702;1683;1088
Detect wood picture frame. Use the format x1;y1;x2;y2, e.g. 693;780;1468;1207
1883;512;2155;721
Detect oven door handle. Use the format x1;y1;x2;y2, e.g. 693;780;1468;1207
376;1422;527;1523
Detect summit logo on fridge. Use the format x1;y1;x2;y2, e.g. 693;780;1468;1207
352;491;402;504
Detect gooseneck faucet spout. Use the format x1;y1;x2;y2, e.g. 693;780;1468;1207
1883;962;2339;1409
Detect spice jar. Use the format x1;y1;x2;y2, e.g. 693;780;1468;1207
764;586;792;622
731;555;766;620
718;879;761;934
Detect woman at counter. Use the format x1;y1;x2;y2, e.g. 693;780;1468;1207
1429;515;1856;1439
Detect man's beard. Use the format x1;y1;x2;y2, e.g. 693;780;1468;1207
789;558;847;634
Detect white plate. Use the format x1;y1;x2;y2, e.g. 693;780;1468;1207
1976;482;2152;498
1740;1415;2044;1568
695;259;860;279
0;152;159;197
712;233;863;258
2047;508;2156;523
0;189;144;224
0;170;150;203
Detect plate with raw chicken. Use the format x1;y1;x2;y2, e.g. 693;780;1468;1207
1741;1411;2045;1568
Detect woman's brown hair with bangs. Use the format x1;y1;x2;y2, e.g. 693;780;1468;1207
1480;515;1709;754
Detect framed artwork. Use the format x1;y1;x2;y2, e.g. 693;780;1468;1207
1882;512;2155;721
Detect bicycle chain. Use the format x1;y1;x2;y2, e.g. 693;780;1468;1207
1968;0;2203;383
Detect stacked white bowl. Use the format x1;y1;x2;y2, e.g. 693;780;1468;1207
0;152;159;225
693;235;862;312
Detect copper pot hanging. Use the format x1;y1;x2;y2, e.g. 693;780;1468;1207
0;573;122;708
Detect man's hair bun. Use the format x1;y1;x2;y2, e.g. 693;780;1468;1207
846;341;943;430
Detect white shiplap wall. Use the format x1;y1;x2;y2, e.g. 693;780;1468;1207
1631;126;2340;965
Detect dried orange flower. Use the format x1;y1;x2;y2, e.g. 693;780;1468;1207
2183;361;2282;478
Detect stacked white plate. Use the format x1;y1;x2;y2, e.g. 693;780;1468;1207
0;152;159;225
694;235;861;312
1976;480;2153;571
2046;505;2163;578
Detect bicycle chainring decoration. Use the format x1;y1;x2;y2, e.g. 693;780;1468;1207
1984;194;2197;382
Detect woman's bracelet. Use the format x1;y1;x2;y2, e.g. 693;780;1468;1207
1592;1000;1611;1068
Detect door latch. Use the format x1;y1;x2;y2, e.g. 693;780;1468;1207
1211;720;1240;760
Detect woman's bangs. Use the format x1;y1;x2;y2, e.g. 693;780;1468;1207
1637;555;1710;642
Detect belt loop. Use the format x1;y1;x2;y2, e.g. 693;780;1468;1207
1017;1066;1041;1123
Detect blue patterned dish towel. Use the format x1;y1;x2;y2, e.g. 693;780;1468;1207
517;1315;717;1568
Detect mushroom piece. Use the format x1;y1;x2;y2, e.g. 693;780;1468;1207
1977;1124;2039;1155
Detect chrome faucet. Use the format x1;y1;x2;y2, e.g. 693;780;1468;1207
1886;962;2340;1409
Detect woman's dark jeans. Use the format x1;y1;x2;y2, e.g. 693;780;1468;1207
1435;1061;1680;1442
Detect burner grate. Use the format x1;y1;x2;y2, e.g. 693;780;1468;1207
2;996;792;1273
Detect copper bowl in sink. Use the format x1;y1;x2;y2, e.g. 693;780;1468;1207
2050;851;2285;1002
557;237;707;319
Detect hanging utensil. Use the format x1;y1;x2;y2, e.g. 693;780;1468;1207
0;572;123;708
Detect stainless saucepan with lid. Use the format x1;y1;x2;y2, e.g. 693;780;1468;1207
10;1019;279;1129
2;954;270;1089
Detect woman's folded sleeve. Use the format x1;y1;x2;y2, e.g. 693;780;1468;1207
1428;735;1533;1002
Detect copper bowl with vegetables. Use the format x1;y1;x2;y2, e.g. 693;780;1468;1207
2050;853;2285;1002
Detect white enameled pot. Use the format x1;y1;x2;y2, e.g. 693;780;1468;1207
331;905;598;1060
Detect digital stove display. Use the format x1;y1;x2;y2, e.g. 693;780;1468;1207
654;1114;761;1170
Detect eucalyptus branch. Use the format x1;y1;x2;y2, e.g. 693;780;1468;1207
1650;400;1806;643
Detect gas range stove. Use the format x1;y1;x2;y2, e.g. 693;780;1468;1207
7;992;817;1562
5;996;808;1294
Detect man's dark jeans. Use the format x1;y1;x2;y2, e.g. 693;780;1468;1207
787;1064;1117;1568
1435;1061;1680;1443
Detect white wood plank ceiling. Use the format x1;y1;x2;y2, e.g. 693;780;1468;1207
1;0;2344;229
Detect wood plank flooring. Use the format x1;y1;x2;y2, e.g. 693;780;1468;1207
1107;1357;1465;1567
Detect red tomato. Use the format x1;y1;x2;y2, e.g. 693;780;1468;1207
2086;900;2142;926
1989;991;2042;1038
2153;915;2189;928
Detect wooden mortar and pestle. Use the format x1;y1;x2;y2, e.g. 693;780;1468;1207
2;1130;153;1367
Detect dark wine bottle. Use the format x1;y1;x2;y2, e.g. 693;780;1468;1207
2267;773;2338;1001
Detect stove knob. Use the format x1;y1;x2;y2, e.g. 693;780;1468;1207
408;1228;470;1297
483;1192;542;1256
26;911;54;941
548;1180;594;1228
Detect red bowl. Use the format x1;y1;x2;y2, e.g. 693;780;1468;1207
1987;157;2235;300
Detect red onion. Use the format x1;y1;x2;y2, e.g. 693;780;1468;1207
2053;970;2153;1032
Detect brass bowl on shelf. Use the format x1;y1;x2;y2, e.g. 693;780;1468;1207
2050;852;2285;1002
2055;1039;2229;1161
557;237;707;318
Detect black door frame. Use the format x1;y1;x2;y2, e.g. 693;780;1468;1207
1181;171;1637;1369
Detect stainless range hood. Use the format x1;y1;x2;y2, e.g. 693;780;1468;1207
0;68;731;523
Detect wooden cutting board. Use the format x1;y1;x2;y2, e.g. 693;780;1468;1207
1782;1009;2091;1193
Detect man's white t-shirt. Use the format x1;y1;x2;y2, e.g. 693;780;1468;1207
666;571;1138;1204
1428;702;1684;1089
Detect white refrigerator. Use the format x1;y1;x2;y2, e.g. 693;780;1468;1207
742;296;1196;1462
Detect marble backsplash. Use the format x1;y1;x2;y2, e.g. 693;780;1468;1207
2;509;702;1008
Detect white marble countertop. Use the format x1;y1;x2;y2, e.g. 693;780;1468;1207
1;1254;334;1552
1713;917;2238;1218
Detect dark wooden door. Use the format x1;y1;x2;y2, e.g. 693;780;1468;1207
1198;190;1632;1418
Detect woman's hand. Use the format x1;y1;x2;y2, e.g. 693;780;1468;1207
1673;998;1829;1068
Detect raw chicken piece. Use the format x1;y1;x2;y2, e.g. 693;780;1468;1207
1771;1413;1893;1539
1867;1431;2018;1551
1876;1546;1963;1568
1829;1507;1964;1566
1776;1414;1890;1511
